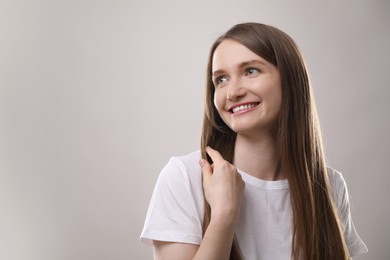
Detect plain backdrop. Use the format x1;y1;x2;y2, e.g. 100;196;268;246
0;0;389;259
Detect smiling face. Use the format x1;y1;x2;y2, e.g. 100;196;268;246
212;39;282;136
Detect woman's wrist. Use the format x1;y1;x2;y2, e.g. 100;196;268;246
210;207;240;228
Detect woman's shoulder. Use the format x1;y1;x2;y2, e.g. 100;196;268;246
326;167;350;211
326;167;347;191
165;150;202;177
157;150;203;188
172;150;202;170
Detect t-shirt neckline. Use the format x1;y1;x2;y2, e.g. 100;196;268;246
237;168;289;190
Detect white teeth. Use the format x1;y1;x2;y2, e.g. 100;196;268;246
232;103;257;113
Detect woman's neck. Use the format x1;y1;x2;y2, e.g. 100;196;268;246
233;133;285;181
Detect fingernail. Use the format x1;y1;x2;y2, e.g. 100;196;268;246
199;159;204;167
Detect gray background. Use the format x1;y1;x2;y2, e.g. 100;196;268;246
0;0;388;259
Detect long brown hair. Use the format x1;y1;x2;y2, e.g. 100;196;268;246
200;23;350;260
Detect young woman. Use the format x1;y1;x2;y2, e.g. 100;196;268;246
140;23;368;260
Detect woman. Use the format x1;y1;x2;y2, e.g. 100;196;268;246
140;23;367;260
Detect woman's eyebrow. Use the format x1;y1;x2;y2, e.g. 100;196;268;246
212;69;225;78
238;59;265;68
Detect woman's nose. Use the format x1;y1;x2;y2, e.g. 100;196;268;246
227;79;246;100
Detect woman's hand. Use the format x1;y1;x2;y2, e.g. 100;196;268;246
200;146;245;224
154;147;245;260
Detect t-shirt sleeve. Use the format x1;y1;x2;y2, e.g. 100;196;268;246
329;168;368;257
140;157;203;246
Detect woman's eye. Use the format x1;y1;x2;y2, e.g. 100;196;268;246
245;68;260;75
216;76;228;86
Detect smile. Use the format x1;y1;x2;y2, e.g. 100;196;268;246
230;102;260;114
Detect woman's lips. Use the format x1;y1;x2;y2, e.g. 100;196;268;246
229;102;260;114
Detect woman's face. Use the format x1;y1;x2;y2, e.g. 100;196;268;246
212;39;282;136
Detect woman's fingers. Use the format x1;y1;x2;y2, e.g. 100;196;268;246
199;159;212;181
200;147;244;224
205;146;224;164
206;146;237;176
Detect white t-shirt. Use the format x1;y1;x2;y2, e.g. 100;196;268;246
140;150;368;259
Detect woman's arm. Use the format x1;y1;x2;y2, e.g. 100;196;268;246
153;147;245;260
154;214;237;260
153;216;236;260
153;241;198;260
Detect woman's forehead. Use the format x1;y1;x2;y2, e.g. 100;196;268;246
212;39;274;74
